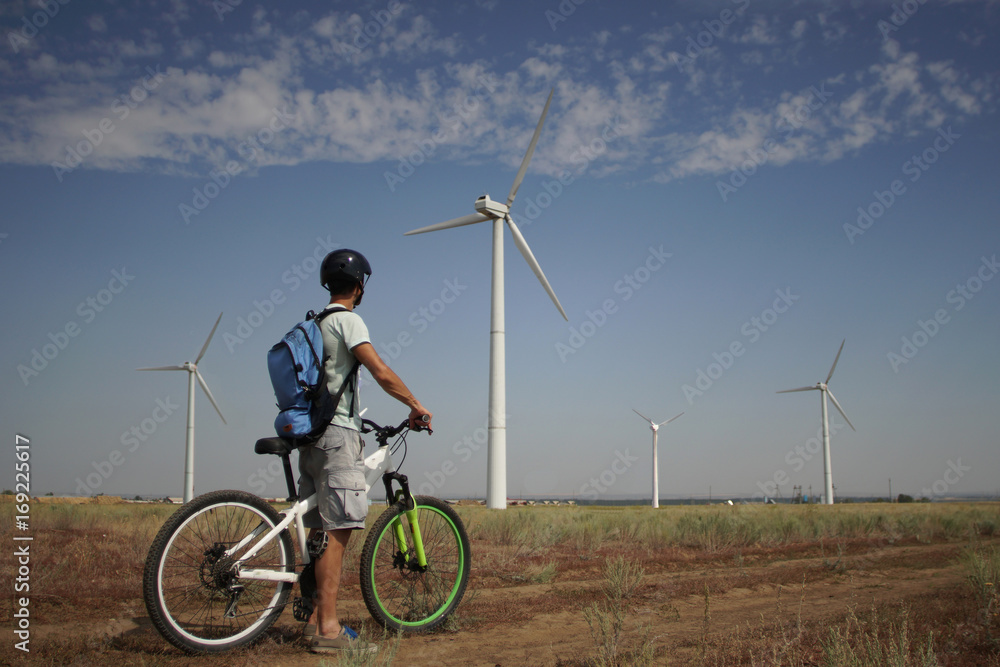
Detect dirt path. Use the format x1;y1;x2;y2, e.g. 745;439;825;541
26;538;974;666
380;541;967;666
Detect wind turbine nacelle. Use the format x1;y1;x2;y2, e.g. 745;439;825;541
474;194;509;219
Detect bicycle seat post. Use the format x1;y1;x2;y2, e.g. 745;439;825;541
253;437;299;501
280;452;298;502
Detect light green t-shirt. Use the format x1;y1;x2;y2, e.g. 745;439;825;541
320;308;370;431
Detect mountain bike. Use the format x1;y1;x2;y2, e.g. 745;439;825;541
142;417;471;654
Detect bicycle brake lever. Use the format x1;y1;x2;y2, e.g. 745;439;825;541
414;414;432;435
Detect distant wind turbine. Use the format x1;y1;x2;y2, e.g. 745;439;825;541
138;312;227;503
405;89;567;510
632;409;683;509
777;339;855;505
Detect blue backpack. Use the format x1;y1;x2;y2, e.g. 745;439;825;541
267;307;360;444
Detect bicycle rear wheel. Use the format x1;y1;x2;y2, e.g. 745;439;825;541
360;495;471;632
142;490;294;653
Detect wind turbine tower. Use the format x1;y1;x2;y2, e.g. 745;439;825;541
632;409;683;508
777;339;855;505
138;313;227;503
405;90;567;509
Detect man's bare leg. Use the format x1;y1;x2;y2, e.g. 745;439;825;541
309;528;352;637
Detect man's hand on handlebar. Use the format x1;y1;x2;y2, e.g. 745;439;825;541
408;405;432;432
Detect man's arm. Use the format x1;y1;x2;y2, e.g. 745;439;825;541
351;342;432;429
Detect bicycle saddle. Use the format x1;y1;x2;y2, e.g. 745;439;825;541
254;437;294;456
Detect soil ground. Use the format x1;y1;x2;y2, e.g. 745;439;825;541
13;533;1000;666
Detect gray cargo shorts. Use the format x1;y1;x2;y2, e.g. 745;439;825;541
297;425;368;531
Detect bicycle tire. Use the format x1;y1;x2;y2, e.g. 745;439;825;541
359;495;471;632
142;490;295;653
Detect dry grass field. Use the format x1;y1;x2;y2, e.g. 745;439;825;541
2;499;999;666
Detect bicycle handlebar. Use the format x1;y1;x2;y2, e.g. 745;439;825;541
361;415;432;443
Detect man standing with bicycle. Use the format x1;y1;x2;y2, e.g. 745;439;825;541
299;248;432;654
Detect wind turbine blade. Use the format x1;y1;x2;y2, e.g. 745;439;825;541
505;214;568;320
405;213;490;236
777;386;819;394
825;338;846;384
658;412;684;426
137;366;186;371
506;88;554;207
632;409;653;424
195;370;227;425
195;312;224;365
826;389;855;431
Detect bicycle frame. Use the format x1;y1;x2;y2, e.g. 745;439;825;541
234;436;427;584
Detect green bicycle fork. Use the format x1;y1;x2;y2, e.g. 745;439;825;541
390;495;428;568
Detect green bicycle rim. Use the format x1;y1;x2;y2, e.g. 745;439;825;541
368;503;466;627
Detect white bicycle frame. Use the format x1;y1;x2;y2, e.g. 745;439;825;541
229;442;395;584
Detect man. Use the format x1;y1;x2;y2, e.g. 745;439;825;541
299;248;432;654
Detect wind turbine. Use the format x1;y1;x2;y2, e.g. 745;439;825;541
138;313;227;503
632;410;683;508
405;89;567;510
777;339;855;505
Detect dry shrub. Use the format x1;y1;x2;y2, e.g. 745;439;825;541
821;603;938;667
583;556;655;666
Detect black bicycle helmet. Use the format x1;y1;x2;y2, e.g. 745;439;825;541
321;249;372;292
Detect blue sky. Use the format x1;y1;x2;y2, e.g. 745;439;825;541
2;0;998;502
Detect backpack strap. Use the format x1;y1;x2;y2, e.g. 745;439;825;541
335;360;361;418
310;306;362;420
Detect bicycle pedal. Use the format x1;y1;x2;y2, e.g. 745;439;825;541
307;532;328;559
292;596;314;623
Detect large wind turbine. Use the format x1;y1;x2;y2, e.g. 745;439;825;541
632;410;683;508
777;339;855;505
405;89;567;509
138;313;227;503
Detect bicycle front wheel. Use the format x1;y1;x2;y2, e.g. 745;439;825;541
142;490;295;653
360;495;471;632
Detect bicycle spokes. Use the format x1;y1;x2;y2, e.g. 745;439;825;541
361;498;469;631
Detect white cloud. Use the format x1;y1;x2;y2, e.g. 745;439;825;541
0;4;994;186
735;16;779;45
87;15;108;33
790;19;808;40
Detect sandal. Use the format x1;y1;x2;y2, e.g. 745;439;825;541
310;626;377;654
